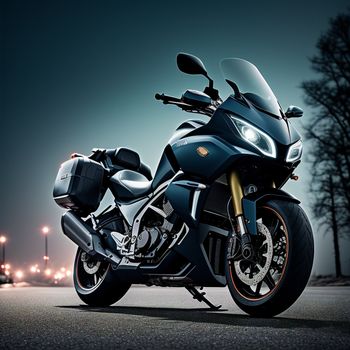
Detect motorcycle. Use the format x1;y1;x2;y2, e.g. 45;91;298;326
53;53;314;317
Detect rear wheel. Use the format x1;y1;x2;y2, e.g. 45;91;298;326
73;248;131;306
225;200;314;317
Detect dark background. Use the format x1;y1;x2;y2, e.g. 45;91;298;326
1;0;349;275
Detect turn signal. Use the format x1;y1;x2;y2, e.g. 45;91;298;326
197;146;209;157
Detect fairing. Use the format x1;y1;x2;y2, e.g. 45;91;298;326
218;97;301;149
220;58;281;117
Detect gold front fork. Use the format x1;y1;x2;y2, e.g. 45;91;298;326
228;170;244;217
229;170;276;214
228;169;253;259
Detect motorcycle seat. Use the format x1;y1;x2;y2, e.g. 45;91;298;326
111;169;152;201
105;147;153;181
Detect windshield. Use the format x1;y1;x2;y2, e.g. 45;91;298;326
220;58;281;117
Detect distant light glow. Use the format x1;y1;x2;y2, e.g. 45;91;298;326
5;270;10;276
0;236;6;243
5;264;10;270
30;264;40;273
54;272;64;280
45;269;52;276
42;226;49;234
43;256;50;260
15;270;23;279
66;270;71;277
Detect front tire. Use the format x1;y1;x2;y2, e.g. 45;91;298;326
225;200;314;317
73;248;131;306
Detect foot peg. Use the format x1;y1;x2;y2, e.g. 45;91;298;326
186;286;222;310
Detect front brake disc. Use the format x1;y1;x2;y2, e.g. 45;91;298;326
233;223;273;285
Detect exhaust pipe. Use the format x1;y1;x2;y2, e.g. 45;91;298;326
61;211;95;254
61;211;121;264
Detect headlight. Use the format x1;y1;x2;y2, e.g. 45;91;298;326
286;140;302;162
230;116;277;158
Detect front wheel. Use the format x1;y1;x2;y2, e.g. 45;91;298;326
73;248;131;306
225;199;314;317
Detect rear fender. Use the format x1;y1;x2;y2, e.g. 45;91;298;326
242;189;300;235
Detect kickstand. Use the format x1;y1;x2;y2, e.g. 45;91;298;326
185;286;222;310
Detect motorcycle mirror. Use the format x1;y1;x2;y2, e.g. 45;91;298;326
177;53;208;76
177;52;218;100
285;106;303;118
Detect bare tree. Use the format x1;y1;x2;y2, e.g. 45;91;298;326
301;11;350;277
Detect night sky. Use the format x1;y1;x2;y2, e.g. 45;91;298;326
1;0;349;275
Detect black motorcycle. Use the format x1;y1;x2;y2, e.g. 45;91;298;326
53;53;314;317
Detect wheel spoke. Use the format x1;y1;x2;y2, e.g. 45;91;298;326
264;272;275;290
242;262;250;273
249;263;254;278
255;281;262;295
93;273;97;285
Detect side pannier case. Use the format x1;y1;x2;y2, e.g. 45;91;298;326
53;156;105;215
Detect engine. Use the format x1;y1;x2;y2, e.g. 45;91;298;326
133;198;181;259
95;197;182;262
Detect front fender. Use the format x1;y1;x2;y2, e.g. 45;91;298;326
242;189;300;235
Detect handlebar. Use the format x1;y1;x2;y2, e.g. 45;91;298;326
155;92;216;117
155;93;181;103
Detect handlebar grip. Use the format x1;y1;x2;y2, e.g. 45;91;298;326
155;93;163;100
155;93;181;103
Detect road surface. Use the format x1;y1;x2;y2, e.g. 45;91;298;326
0;286;349;349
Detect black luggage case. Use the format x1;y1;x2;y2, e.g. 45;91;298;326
53;156;105;214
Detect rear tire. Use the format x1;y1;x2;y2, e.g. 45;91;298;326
225;200;314;317
73;248;131;307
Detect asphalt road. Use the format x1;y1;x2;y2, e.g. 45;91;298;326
0;286;349;349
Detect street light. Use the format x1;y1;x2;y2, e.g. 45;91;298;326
42;226;50;269
0;235;6;265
